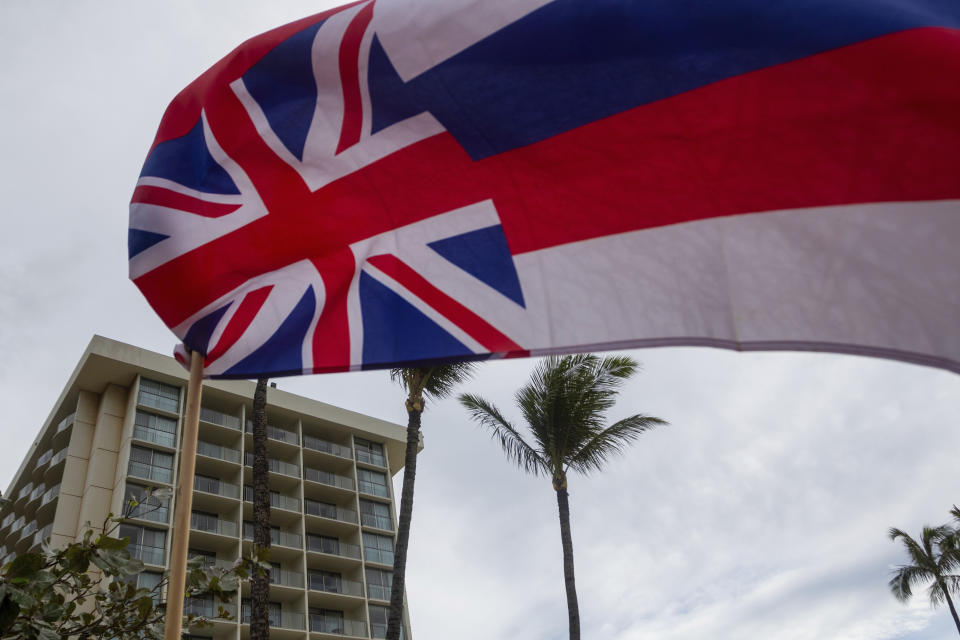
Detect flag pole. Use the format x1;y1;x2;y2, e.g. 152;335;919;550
164;349;204;640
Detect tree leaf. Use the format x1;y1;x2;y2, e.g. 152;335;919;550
5;554;43;580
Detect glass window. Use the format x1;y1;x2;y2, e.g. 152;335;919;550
359;500;392;530
365;568;392;601
138;378;180;413
119;524;166;565
125;482;170;523
305;498;339;519
369;604;389;639
307;533;340;555
355;438;386;467
357;469;389;498
128;446;174;484
308;569;342;593
191;510;219;533
242;599;282;626
132;411;177;448
189;548;217;567
363;533;394;565
309;608;345;634
195;474;221;495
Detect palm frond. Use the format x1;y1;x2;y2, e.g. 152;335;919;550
888;564;933;602
890;528;937;570
390;362;477;406
566;414;666;475
459;393;547;476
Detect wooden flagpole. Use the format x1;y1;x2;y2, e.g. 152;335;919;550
164;350;204;640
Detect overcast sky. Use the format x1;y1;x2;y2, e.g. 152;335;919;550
1;2;958;639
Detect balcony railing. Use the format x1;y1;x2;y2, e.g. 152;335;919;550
194;477;241;499
11;517;25;533
367;583;391;601
305;501;358;524
20;521;38;542
1;513;15;529
246;421;298;445
309;616;368;637
307;575;364;597
56;413;75;435
243;525;301;549
244;454;299;478
200;407;241;430
242;610;306;630
306;538;361;559
129;544;165;565
360;513;394;531
242;488;300;512
132;425;176;448
190;515;238;537
270;568;305;588
30;483;45;500
197;440;241;464
36;448;53;468
128;462;173;485
49;448;68;468
40;484;60;508
32;524;52;547
17;483;33;502
303;435;352;459
304;467;354;491
138;391;179;414
184;597;237;620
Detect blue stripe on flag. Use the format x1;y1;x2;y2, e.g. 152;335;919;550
368;0;960;159
359;272;471;367
243;20;326;161
128;228;169;258
223;288;316;377
428;225;525;307
183;303;232;356
140;119;240;194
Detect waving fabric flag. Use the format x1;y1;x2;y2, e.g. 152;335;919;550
130;0;960;378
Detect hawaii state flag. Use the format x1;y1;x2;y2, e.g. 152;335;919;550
129;0;960;378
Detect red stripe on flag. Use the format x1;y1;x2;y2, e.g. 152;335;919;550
365;254;523;353
131;186;242;218
336;1;376;155
205;285;274;365
310;250;354;372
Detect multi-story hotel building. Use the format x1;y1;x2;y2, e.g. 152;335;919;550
0;336;413;639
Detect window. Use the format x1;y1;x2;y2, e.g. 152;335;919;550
357;469;389;498
191;510;219;533
308;569;342;593
309;608;345;634
184;595;215;618
363;533;394;565
366;568;392;601
307;533;340;555
124;571;163;603
195;474;221;495
305;498;338;519
355;438;386;467
369;604;389;639
138;378;179;413
189;548;217;567
119;524;166;565
127;446;174;484
360;500;392;530
132;411;177;448
125;483;169;523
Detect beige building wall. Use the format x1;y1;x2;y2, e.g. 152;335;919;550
0;336;415;640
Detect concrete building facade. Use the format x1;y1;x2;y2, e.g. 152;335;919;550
0;336;413;640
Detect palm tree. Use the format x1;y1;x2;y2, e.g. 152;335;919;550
888;524;960;635
385;364;477;640
459;354;665;640
250;377;271;640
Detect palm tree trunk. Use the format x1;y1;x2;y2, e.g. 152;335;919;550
386;406;421;640
555;486;581;640
251;378;271;640
939;580;960;635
